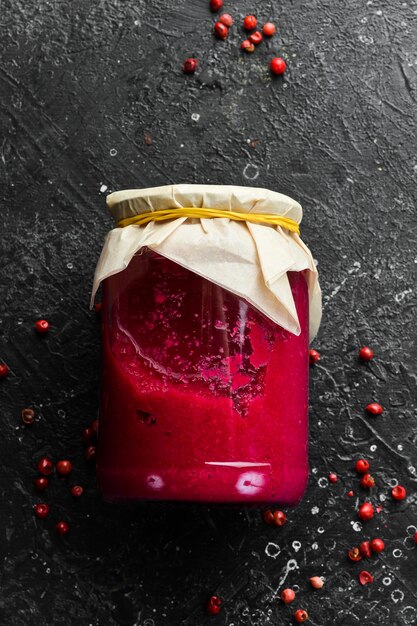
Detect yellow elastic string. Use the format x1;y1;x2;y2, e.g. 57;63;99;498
116;207;300;234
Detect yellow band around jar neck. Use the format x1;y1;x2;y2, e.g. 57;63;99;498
116;207;300;234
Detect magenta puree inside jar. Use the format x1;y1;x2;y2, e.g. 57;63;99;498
98;248;309;504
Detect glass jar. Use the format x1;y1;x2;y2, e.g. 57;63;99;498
93;185;321;505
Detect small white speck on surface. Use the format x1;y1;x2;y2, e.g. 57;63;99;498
351;521;362;532
391;589;405;603
393;548;402;558
311;542;319;550
318;477;328;488
311;506;319;515
370;444;377;451
292;541;301;552
265;542;281;559
100;184;108;193
191;113;200;121
109;149;117;157
243;163;259;180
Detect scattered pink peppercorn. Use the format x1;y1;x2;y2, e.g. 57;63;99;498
248;31;263;45
359;570;373;585
34;503;49;519
21;408;35;425
263;22;277;36
355;459;370;474
358;502;375;521
55;520;69;536
34;477;49;491
34;319;49;334
0;363;10;378
294;609;309;623
210;0;223;11
365;402;383;415
359;346;374;361
183;58;198;74
347;547;362;562
207;595;221;615
309;576;324;589
82;427;94;443
328;472;338;483
270;57;287;76
273;510;286;526
263;509;275;525
37;457;53;476
370;538;385;553
56;459;72;476
360;473;375;488
85;445;97;462
71;485;84;497
347;490;354;497
214;21;229;40
219;13;233;27
391;485;406;501
359;541;371;558
241;39;255;52
243;15;257;30
308;349;320;365
281;588;295;604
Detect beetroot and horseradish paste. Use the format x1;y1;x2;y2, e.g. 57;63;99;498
93;185;321;505
99;251;309;504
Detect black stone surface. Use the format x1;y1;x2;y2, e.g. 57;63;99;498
1;0;417;624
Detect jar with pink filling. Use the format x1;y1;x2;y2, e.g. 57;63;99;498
93;185;321;505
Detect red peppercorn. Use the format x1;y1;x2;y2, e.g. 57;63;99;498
248;31;263;45
391;485;406;501
243;15;257;30
270;57;287;76
210;0;223;11
347;490;354;497
370;538;385;553
34;503;49;519
214;21;228;40
359;570;373;585
308;349;320;365
280;588;295;604
347;547;362;562
37;457;53;476
55;520;69;536
56;459;72;476
328;472;338;483
0;363;10;378
34;319;49;334
21;408;35;425
219;13;233;26
365;402;383;415
358;502;375;521
82;427;93;443
359;346;374;361
85;445;97;462
262;22;277;36
360;473;375;488
355;459;370;474
309;576;324;589
359;541;371;558
263;509;274;525
183;58;198;74
241;39;255;52
294;609;309;623
273;510;286;526
207;595;221;615
34;477;49;491
70;485;84;497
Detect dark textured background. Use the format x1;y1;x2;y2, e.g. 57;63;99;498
1;0;417;624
